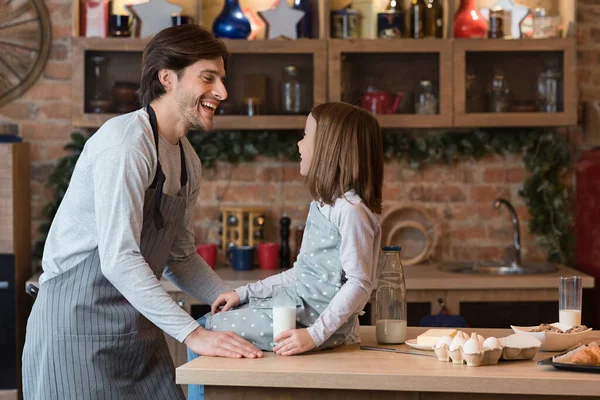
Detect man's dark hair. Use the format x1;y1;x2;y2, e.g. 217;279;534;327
138;25;229;105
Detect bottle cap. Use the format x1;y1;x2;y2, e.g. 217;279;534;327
382;246;402;252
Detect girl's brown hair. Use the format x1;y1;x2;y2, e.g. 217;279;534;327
306;102;384;214
138;25;229;106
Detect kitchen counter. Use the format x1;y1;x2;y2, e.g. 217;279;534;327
177;326;600;400
26;262;594;293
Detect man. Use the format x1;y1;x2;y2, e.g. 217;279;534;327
22;25;262;400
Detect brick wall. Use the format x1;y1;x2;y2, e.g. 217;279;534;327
0;0;597;264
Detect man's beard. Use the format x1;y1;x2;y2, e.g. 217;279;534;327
177;88;208;133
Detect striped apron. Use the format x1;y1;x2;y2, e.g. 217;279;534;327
22;105;188;400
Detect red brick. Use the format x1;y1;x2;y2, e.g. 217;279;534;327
39;102;72;120
197;181;215;202
21;122;72;141
45;142;69;160
282;164;303;182
44;62;72;80
195;204;220;222
49;42;69;61
22;82;71;100
452;225;488;241
47;3;72;25
470;185;511;203
382;184;403;201
0;102;39;120
440;204;472;222
217;183;277;203
431;185;467;202
52;25;73;39
283;183;312;204
483;168;506;183
422;165;467;183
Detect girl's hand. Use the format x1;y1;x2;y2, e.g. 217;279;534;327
273;329;316;356
211;291;240;314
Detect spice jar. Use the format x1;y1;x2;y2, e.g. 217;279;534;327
415;80;438;115
488;7;504;39
243;97;261;116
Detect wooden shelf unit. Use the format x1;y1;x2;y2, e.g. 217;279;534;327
327;39;453;128
72;37;326;130
72;37;578;130
453;38;577;127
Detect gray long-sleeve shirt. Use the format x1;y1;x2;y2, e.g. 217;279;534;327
40;108;231;343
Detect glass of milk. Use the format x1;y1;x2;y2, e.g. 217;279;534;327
559;276;582;327
272;284;297;339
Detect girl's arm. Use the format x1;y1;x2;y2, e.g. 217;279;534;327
234;267;297;303
306;201;381;347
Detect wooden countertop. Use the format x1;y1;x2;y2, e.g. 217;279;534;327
177;326;600;397
26;262;595;293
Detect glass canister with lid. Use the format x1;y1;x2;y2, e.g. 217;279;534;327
415;80;438;115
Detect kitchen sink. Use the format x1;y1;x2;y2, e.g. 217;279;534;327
437;262;559;275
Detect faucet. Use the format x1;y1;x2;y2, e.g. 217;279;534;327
493;198;522;269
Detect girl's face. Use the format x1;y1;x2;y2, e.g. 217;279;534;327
298;113;317;176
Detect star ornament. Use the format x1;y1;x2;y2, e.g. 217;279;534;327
128;0;183;38
259;0;305;40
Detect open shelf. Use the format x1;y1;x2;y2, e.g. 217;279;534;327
328;39;453;128
453;38;576;127
71;37;326;130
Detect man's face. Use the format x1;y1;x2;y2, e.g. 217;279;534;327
172;57;227;132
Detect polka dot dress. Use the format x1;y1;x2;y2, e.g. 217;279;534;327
204;203;349;351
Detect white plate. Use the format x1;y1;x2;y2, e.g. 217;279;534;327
511;323;593;352
405;339;434;351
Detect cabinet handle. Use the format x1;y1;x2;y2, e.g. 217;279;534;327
178;298;185;307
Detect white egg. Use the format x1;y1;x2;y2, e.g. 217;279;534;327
477;334;485;344
449;334;466;351
456;331;469;340
435;335;454;349
482;336;503;350
463;333;483;354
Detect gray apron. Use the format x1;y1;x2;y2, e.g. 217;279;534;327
205;202;357;351
22;105;188;399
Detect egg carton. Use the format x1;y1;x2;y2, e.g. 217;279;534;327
433;332;540;367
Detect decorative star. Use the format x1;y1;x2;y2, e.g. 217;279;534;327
128;0;183;38
494;0;530;39
258;0;305;40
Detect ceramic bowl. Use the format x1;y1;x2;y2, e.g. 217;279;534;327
511;323;593;352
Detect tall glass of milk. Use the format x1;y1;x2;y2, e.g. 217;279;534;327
559;276;582;327
273;284;297;339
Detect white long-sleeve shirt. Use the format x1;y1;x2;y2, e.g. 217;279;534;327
40;109;231;343
235;191;382;346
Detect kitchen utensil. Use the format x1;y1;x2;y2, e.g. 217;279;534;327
361;86;403;115
360;345;437;357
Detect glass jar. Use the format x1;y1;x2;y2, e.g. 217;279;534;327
87;55;112;113
487;69;510;113
537;60;561;113
415;80;438;115
281;66;302;114
488;7;504;39
375;246;407;344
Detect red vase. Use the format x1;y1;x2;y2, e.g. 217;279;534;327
453;0;488;39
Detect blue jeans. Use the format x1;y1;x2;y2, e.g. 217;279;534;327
186;316;207;400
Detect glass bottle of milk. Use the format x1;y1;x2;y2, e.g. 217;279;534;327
375;246;407;344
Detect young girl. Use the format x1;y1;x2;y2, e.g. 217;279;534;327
205;102;383;355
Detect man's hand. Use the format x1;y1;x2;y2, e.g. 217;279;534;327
184;326;263;359
272;328;316;356
211;291;240;314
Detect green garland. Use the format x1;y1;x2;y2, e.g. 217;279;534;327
34;128;574;265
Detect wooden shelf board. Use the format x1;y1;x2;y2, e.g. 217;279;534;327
329;38;452;53
453;112;576;128
453;38;575;52
72;114;306;130
376;114;453;128
71;37;327;54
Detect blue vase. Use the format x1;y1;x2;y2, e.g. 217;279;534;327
212;0;251;39
294;0;312;38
